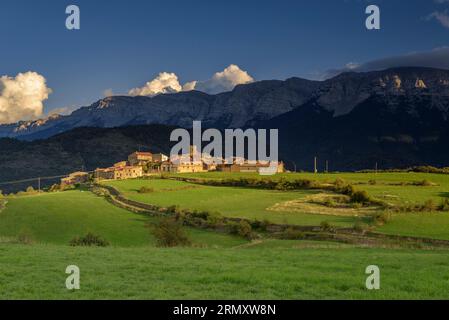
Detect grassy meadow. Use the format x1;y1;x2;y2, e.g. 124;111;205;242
105;172;449;240
104;179;360;227
0;191;246;248
1;243;449;299
0;171;449;299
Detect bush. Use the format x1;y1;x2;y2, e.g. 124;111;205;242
138;186;155;193
421;199;436;212
415;179;436;187
439;198;449;211
279;227;305;240
320;221;333;232
166;205;181;214
238;220;253;239
368;179;377;185
151;219;191;247
70;233;110;247
371;212;391;225
350;190;371;204
250;219;271;231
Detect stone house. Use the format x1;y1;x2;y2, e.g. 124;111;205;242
128;152;153;166
95;166;143;180
61;172;90;186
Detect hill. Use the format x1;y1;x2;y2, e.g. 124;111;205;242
0;125;175;192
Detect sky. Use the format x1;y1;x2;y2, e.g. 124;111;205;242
1;0;449;123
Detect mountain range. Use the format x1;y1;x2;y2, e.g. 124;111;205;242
1;66;449;188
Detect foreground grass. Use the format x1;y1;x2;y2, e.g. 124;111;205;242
0;191;246;248
105;179;361;227
1;243;449;299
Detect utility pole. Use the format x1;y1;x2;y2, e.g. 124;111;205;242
38;177;41;193
375;162;378;174
325;160;329;173
314;156;318;174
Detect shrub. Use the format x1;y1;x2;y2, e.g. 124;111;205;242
138;186;155;193
279;227;305;240
151;219;191;247
166;205;180;214
238;220;253;239
70;233;109;247
251;219;271;231
320;221;333;232
371;212;391;225
415;179;436;187
368;180;377;185
350;190;371;204
438;198;449;211
421;199;436;212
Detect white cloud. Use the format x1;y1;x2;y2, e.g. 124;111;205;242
103;88;114;97
128;72;182;96
128;65;254;97
427;10;449;28
0;71;52;124
182;81;197;92
192;64;254;94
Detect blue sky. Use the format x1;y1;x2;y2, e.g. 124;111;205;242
1;0;449;117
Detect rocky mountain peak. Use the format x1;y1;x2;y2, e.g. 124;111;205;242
1;66;449;140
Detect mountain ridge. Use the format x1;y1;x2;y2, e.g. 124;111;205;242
4;66;449;141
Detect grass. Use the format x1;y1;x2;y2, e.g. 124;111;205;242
171;171;449;205
0;191;246;248
2;172;449;299
1;243;449;299
377;212;449;240
104;179;362;227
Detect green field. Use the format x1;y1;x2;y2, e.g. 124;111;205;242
104;174;449;240
0;191;246;248
1;172;449;299
104;179;361;227
1;243;449;299
168;171;449;205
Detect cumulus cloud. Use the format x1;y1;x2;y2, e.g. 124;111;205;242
103;88;115;97
0;72;52;124
322;47;449;79
128;72;182;96
191;64;254;94
128;65;254;97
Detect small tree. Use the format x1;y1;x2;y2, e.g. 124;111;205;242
152;219;191;247
238;220;253;239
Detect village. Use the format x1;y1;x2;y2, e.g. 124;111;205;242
61;146;285;186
